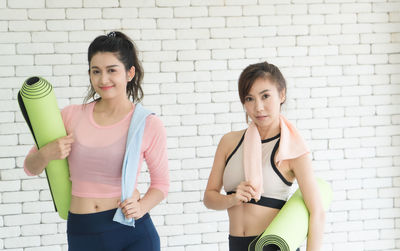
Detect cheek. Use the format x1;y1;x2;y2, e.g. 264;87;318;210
243;103;252;112
266;99;281;111
89;73;99;81
115;73;128;82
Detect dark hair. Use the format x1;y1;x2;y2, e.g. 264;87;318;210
84;31;144;103
238;61;286;105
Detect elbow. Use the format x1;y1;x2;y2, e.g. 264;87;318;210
151;184;169;199
23;162;40;176
203;191;212;209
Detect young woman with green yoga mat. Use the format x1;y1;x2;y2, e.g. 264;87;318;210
204;62;325;251
23;31;169;251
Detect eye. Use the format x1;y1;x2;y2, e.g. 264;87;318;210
91;69;100;74
262;94;270;99
244;96;253;102
108;68;116;73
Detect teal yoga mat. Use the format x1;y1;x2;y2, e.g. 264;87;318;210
18;76;71;220
249;178;332;251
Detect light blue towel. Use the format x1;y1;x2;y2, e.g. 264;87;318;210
113;103;153;227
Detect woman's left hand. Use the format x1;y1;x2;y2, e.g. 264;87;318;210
119;191;144;220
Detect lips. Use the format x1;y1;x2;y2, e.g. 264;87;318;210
100;86;113;90
256;115;268;120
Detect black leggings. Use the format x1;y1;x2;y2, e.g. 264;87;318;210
229;235;300;251
67;209;160;251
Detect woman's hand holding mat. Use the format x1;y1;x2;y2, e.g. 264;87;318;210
40;134;74;161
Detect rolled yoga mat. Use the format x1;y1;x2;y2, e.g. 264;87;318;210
18;76;71;220
249;178;332;251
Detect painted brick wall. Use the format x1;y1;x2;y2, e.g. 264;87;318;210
0;0;399;250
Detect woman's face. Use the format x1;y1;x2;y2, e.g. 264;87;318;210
89;52;134;101
243;77;285;129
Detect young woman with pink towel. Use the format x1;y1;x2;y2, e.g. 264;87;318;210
204;62;325;251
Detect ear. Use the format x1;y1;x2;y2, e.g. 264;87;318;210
127;66;135;81
279;89;286;104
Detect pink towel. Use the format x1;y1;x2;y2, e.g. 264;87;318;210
275;115;309;166
243;115;309;201
243;122;264;200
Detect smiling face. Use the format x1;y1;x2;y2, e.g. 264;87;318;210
243;77;285;130
89;52;135;101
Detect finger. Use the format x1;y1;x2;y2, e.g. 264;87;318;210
238;191;252;202
62;152;70;159
123;207;138;218
63;137;74;144
62;148;71;158
124;202;139;211
123;212;133;219
126;212;139;220
120;199;135;208
62;145;71;152
236;194;249;203
128;210;141;219
120;200;128;208
242;181;255;189
243;185;256;197
66;145;72;152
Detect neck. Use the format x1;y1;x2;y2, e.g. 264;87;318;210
255;118;281;140
96;97;132;114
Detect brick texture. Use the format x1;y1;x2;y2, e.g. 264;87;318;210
1;1;399;250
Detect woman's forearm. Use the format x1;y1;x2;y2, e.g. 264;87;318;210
306;210;326;251
203;190;236;210
24;150;49;175
139;188;165;214
24;134;74;176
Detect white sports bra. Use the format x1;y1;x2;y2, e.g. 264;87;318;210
223;132;292;209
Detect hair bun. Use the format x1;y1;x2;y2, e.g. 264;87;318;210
107;31;116;38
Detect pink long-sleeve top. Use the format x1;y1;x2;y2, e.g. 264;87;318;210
24;102;169;198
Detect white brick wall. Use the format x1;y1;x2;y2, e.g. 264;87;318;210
0;1;399;250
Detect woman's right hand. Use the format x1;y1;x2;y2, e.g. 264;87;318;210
231;181;256;206
40;133;74;162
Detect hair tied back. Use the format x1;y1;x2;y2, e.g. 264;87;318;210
107;31;116;38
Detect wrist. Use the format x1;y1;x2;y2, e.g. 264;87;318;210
38;147;51;165
227;193;238;208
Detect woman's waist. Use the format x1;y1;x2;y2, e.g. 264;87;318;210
70;195;120;214
67;207;151;234
227;204;279;236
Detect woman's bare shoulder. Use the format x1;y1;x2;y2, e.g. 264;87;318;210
219;129;246;150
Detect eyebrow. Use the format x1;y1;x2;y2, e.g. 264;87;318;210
246;89;271;96
90;65;120;69
259;89;270;94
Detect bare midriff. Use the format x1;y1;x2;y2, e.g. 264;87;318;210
228;203;280;237
69;195;120;214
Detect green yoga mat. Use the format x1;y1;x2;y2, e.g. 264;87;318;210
249;178;332;251
18;76;71;220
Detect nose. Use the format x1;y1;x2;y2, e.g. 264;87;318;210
100;72;109;84
255;98;264;112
